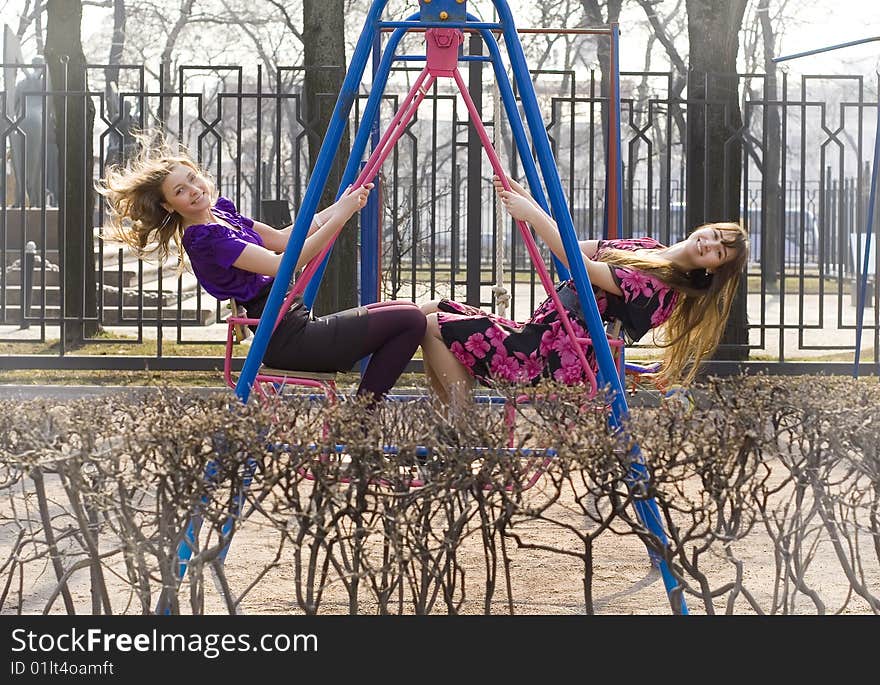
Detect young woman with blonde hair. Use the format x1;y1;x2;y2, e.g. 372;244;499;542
421;176;749;407
97;131;426;401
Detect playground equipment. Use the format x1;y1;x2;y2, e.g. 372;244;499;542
774;36;880;378
223;299;338;402
167;1;688;615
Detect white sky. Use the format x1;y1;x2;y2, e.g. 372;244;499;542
1;1;879;75
752;3;880;75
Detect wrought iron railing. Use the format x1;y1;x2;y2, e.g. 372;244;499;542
1;58;878;372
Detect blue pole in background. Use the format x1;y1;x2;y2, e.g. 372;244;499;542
771;36;880;64
359;33;384;377
361;31;383;309
773;37;880;378
853;99;880;377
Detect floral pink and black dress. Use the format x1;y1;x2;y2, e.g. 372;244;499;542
436;237;679;386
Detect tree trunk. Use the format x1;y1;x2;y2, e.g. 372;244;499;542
158;0;195;130
686;0;750;361
105;0;126;113
303;0;354;316
634;0;689;241
45;0;98;344
758;0;782;290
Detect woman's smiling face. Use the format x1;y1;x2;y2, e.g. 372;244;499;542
160;163;213;221
684;225;736;271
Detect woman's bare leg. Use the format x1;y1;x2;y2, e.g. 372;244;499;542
418;302;446;400
421;312;473;410
423;358;449;405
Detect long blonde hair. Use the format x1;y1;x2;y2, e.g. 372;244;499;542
599;222;749;386
95;130;213;268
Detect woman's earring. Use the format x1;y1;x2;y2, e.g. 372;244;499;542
159;211;174;228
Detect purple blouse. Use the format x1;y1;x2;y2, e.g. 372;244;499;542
181;197;273;303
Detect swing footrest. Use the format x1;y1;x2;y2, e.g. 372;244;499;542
258;367;337;382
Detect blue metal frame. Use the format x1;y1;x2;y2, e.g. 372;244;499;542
232;0;685;614
774;38;880;378
855;109;880;378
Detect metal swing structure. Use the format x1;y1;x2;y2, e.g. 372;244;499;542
773;36;880;378
163;0;688;615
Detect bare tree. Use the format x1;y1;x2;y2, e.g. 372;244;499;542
301;0;355;315
634;1;688;235
685;0;750;361
11;0;44;53
104;0;126;102
748;0;787;290
45;0;99;344
579;0;624;170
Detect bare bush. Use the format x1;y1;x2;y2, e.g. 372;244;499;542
0;376;877;615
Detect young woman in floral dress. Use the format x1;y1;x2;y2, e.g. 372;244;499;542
420;177;749;408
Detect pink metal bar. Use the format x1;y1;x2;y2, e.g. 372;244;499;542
272;70;438;332
355;68;435;185
451;67;598;396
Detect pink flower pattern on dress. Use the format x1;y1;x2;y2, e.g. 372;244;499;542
489;350;520;381
650;290;678;327
485;326;507;350
449;341;475;369
616;268;656;300
436;237;675;387
464;332;491;359
514;350;544;381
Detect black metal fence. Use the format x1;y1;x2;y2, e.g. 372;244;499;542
1;56;878;372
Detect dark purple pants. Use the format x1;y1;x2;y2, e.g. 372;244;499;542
246;294;426;399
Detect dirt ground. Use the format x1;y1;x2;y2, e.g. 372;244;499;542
211;478;875;616
1;382;877;617
5;465;873;617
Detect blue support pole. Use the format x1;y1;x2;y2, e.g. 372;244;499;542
773;37;880;378
490;1;685;612
235;1;392;402
156;459;218;614
216;457;259;565
853;99;880;377
360;185;380;305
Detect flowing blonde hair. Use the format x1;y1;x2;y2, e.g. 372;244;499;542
599;222;749;386
95;130;213;269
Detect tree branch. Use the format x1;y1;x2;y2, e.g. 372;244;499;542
266;0;304;44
